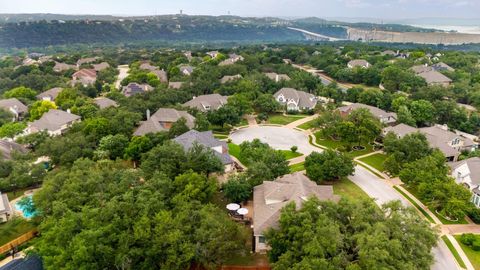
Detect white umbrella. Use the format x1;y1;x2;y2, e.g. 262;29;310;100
237;208;249;215
226;203;240;211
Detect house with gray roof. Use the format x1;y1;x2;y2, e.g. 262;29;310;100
253;172;339;252
338;103;397;125
347;59;370;69
71;69;97;86
383;124;477;162
264;72;290;83
93;97;118;109
220;75;242;84
417;70;452;87
432;62;455;72
150;69;168;83
0;140;28;160
134;108;195;136
179;65;194;76
274;88;317;111
53;61;77;72
206;51;220;58
92;62;110;72
411;65;433;74
183;94;228;112
25;109;81;136
173;130;234;172
0;98;28;120
140;62;158;71
36;87;63;102
219;54;244;66
122;83;154;97
0;192;12;222
76;57;98;67
450;157;480;208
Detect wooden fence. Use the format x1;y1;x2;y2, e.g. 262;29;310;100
220;266;270;270
0;230;37;255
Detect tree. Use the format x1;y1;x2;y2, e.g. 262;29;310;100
207;105;241;127
254;94;279;114
409;100;435;127
0;109;14;126
228;94;252;115
95;134;129;160
222;174;252;203
266;199;437;270
0;122;26;138
304;150;354;183
29;100;57;121
397;105;416;126
194;113;210;131
383;132;432;174
124;136;153;164
4;86;37;101
168;117;190;138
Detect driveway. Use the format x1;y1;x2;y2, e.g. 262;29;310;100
230;126;320;155
350;166;459;270
115;65;129;89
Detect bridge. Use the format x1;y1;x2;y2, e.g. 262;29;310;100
287;27;343;42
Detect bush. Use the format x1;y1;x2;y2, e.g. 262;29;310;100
468;208;480;224
257;113;268;122
291;146;298;153
460;233;476;246
222;174;252;203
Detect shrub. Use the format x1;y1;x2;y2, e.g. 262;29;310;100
290;146;298;153
467;208;480;224
460;233;476;246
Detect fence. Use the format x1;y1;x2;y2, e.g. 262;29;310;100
220;266;270;270
0;230;37;255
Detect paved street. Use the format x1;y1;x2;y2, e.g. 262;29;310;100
350;166;459;270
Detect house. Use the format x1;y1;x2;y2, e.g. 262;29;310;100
184;51;193;61
122;83;154;97
253;172;339;252
347;59;370;69
22;58;38;66
93;97;118;109
0;98;28;120
76;57;98;67
338;103;397;125
381;50;396;56
411;65;433;74
383;124;477;162
140;62;158;71
53;61;77;72
71;69;97;86
206;51;220;58
274;88;317;111
219;54;244;66
0;140;28;160
450;157;480;208
92;62;110;72
418;70;452;87
36;87;63;102
25;109;81;136
133;108;195;136
0;192;12;222
220;75;242;84
168;82;184;89
179;65;194;76
183;94;228;112
264;72;291;83
432;62;455;72
150;69;168;83
173;130;234;172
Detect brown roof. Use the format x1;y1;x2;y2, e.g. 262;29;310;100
0;98;28;114
134;108;195;136
220;75;242;84
92;62;110;72
348;59;370;68
417;70;452;85
93;97;118;109
73;69;97;79
36;87;63;101
183;94;228;112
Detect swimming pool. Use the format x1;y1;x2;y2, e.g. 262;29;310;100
15;195;37;218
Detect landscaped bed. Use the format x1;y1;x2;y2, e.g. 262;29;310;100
358;153;387;172
264;113;308;125
314;132;374;158
454;235;480;270
228;143;301;166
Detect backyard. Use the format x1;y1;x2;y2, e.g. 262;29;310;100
0;218;36;246
454;235;480;269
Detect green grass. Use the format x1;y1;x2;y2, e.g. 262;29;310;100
356;163;385;179
235;118;249;127
265;113;308;125
0;218;36;246
6;188;30;201
444;236;468;269
328;178;371;202
393;186;435;223
289;162;305;172
280;150;302;160
297;119;317;130
213;134;229;140
358;153;387;172
455;235;480;269
314;132;374;158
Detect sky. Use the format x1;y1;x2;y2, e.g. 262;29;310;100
0;0;479;20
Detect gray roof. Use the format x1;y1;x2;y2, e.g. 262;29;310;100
92;62;110;71
150;69;168;83
139;62;158;71
450;157;480;187
417;70;452;85
173;130;233;165
53;61;76;72
432;62;455;72
0;98;28;114
29;109;81;132
264;72;290;82
274;88;317;109
77;57;98;66
411;65;433;74
348;59;370;68
122;83;153;97
253;172;339;235
338;103;397;121
219;58;235;66
36;87;63;101
0;140;27;160
180;65;194;74
183;94;228;112
383;123;418;138
0;192;11;215
168;82;184;89
134;108;195;136
220;75;242;84
93;97;118;109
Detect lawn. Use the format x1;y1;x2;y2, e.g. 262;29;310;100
264;113;308;125
279;150;302;160
454;235;480;270
325;178;371;203
297;119;317;130
235;118;249;127
228;143;302;166
314;132;374;158
442;236;468;269
0;218;36;246
6;188;30;201
358;153;387;172
289;162;305;172
393;186;435;223
213;133;229;140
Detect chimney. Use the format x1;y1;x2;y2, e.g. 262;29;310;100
67;109;71;114
146;109;151;120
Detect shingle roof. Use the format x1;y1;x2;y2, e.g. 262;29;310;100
274;88;317;109
168;82;184;89
133;108;195;136
0;98;28;114
180;65;194;74
411;65;433;74
432;62;455;72
29;109;81;132
183;94;228;112
93;97;118;109
253;172;339;235
220;75;242;84
264;72;290;82
173;130;233;165
139;62;158;71
417;70;452;85
338;103;397;121
76;57;97;66
122;83;153;97
348;59;370;68
0;140;28;160
36;87;63;101
383;123;418;137
450;157;480;187
53;61;76;72
150;69;168;83
92;62;110;72
73;69;97;79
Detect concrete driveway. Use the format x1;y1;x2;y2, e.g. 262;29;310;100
350;166;458;270
230;126;320;155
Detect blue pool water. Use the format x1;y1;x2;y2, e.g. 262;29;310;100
15;195;37;218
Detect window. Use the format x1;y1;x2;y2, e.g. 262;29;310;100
259;236;266;244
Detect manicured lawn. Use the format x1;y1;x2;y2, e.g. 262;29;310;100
393;186;435;223
358;153;387;172
455;235;480;269
235;118;249;127
297;119;317;130
442;236;468;269
213;134;229;140
265;113;308;125
314;132;375;158
0;218;36;246
228;143;247;165
289;162;305;172
326;178;371;203
279;150;302;160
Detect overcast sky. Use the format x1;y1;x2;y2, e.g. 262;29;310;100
0;0;479;19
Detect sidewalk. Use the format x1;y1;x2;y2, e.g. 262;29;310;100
285;114;318;129
446;234;475;270
353;151;390;180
